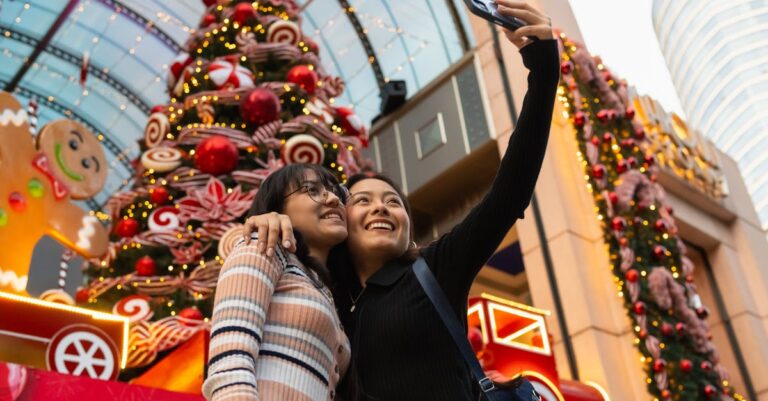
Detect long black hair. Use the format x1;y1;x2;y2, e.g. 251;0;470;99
248;163;347;288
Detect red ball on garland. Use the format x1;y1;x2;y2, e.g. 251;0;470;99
150;186;170;205
608;191;619;205
620;138;635;148
634;126;646;140
619;237;629;247
638;329;648;339
286;65;319;95
195;135;239;176
652;358;666;373
150;104;166;114
75;287;90;304
135;256;157;276
232;3;257;25
633;301;646;315
241;88;281;126
611;216;626;232
696;306;710;319
626;156;638;169
660;322;673;336
654;219;668;232
596;109;610;123
592;164;606;179
573;111;586;128
179;307;204;326
703;384;716;398
616;159;629;174
625;269;639;283
115;218;139;238
590;136;600;146
560;61;573;75
644;153;656;166
625;106;635;120
202;0;217;6
675;322;685;334
661;389;671;399
201;13;217;28
680;359;692;373
653;245;667;260
701;361;712;370
602;132;614;143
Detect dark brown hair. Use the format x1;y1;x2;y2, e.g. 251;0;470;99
248;163;347;288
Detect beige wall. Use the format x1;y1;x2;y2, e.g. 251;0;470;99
464;1;768;399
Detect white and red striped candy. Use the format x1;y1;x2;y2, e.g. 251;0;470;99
208;58;255;89
282;134;324;165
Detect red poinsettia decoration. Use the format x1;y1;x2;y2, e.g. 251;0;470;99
177;177;255;225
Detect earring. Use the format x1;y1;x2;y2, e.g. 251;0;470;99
410;240;417;249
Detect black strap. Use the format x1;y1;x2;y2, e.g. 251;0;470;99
412;257;499;399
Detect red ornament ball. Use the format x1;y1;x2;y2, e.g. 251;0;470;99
644;153;656;166
590;136;600;146
202;0;217;6
241;88;281;126
638;329;648;339
654;219;668;232
201;13;217;28
675;322;685;334
115;218;139;238
616;159;629;174
625;106;635;120
596;109;610;123
608;191;619;205
626;156;638;169
634;126;646;140
633;301;646;315
701;361;712;370
661;389;671;399
696;307;710;320
620;138;635;148
179;307;204;325
652;358;666;373
75;288;90;304
625;269;639;283
150;186;170;205
592;164;606;179
602;132;614;143
611;216;626;232
680;359;692;373
653;245;667;260
286;65;319;95
135;256;157;276
573;111;586;127
232;3;257;25
660;322;673;336
195;135;239;176
150;104;166;114
703;384;716;398
560;61;573;75
619;237;629;247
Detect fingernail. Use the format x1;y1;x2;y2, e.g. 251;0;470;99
267;247;274;257
283;240;292;248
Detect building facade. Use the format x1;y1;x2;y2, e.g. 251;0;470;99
652;0;768;236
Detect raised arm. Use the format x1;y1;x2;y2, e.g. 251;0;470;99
203;237;285;401
423;4;560;303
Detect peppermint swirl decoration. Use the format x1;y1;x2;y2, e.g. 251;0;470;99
113;295;154;323
267;20;301;45
141;147;183;172
148;206;181;233
144;112;170;148
283;134;324;165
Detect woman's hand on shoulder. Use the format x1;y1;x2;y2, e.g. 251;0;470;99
243;212;296;257
496;0;553;49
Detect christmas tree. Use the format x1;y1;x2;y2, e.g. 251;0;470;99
557;34;743;401
79;0;370;376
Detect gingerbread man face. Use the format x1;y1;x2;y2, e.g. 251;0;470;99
37;120;107;199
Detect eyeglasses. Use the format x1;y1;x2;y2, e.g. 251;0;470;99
284;181;350;204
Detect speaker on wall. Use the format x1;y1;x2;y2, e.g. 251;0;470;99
379;80;407;116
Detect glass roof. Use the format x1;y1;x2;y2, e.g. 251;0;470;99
0;0;471;209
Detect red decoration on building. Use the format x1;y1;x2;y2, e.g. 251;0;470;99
115;218;139;238
625;269;638;283
591;164;606;179
624;106;635;120
596;109;610;123
573;111;586;127
178;307;204;326
194;136;239;176
150;187;170;205
200;13;217;28
680;359;692;373
633;301;646;315
75;288;90;303
611;216;626;232
231;3;257;25
240;88;281;126
703;384;716;398
652;359;666;373
135;256;157;277
660;322;673;337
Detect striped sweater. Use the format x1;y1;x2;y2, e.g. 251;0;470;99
203;237;351;401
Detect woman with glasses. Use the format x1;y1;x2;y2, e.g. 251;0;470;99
203;164;351;401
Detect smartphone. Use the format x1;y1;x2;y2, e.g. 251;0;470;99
464;0;525;31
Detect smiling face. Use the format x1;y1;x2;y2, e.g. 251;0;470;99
345;178;411;263
282;169;348;253
37;120;107;199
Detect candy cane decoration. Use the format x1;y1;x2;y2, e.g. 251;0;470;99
27;99;38;135
58;249;75;289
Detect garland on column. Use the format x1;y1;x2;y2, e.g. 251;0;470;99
556;33;744;401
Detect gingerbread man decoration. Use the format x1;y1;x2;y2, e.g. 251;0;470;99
0;91;109;295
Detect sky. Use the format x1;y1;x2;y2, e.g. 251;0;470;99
567;0;685;117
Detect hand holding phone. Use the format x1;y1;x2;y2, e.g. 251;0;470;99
464;0;525;31
464;0;553;48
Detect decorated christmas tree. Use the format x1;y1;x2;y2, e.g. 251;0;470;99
557;33;743;401
79;0;370;377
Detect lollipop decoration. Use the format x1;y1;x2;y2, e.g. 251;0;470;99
141;147;183;172
208;58;255;90
144;112;170;148
148;206;181;233
113;295;154;323
267;19;301;45
282;134;324;165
